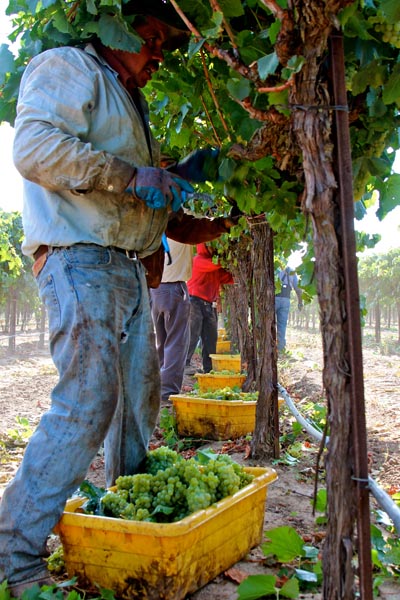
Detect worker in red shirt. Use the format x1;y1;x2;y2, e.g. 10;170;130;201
185;243;234;373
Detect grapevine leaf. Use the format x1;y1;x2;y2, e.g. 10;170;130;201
262;526;305;562
354;200;367;220
202;12;224;39
151;505;175;516
294;568;318;582
86;0;98;15
342;14;374;40
382;64;400;107
226;77;251;100
195;448;218;464
188;38;205;60
257;52;279;79
97;13;142;52
280;576;300;598
237;574;277;600
267;20;281;44
25;0;40;12
379;544;400;567
52;8;75;35
371;524;387;551
219;0;244;18
42;0;58;7
380;0;400;21
376;174;400;220
352;61;386;95
0;45;15;77
303;545;320;559
78;480;107;515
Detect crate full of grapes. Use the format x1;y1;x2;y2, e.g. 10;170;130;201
171;388;258;440
55;447;277;600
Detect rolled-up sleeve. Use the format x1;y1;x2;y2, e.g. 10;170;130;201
13;47;134;194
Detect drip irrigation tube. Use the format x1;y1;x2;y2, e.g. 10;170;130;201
278;383;400;535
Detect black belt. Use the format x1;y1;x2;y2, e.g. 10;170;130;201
190;295;213;306
33;244;138;261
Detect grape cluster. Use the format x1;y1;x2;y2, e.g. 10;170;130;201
209;369;243;375
193;387;258;402
99;447;254;523
369;14;400;48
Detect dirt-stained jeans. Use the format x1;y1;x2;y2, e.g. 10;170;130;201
0;244;160;585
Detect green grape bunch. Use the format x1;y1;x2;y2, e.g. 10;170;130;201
81;447;254;523
192;387;258;402
369;14;400;48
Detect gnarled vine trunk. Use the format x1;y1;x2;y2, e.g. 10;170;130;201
248;216;279;459
291;1;358;598
224;224;279;458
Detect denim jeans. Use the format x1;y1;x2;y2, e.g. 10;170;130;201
150;282;190;402
186;296;218;373
275;296;291;351
0;244;160;585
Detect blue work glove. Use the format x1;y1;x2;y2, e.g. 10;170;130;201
127;167;193;212
173;148;220;183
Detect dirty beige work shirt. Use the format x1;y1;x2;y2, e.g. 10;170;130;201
13;44;168;258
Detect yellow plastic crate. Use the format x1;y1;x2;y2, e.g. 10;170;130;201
195;372;246;393
171;394;256;439
209;353;241;373
217;327;227;341
216;339;231;353
55;467;277;600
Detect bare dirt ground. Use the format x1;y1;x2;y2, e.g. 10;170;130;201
0;324;399;599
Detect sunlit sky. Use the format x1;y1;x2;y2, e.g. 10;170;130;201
0;10;399;256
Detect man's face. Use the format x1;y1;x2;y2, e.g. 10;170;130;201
114;16;170;88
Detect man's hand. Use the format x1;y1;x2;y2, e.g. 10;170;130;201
224;202;244;228
128;167;193;212
173;148;220;183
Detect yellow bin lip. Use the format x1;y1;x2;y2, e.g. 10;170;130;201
209;354;241;359
171;394;256;406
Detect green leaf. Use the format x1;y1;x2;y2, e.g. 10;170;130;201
0;45;15;76
286;55;306;73
195;448;217;464
98;14;142;52
294;568;318;582
262;526;305;562
342;14;374;40
380;0;400;21
303;545;320;559
376;174;400;220
371;547;383;568
0;579;12;600
237;574;277;600
219;0;244;18
188;38;205;60
86;0;98;15
52;8;75;35
352;61;387;95
226;77;251;100
280;577;300;598
267;21;281;45
382;64;400;107
313;487;327;513
257;52;279;79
